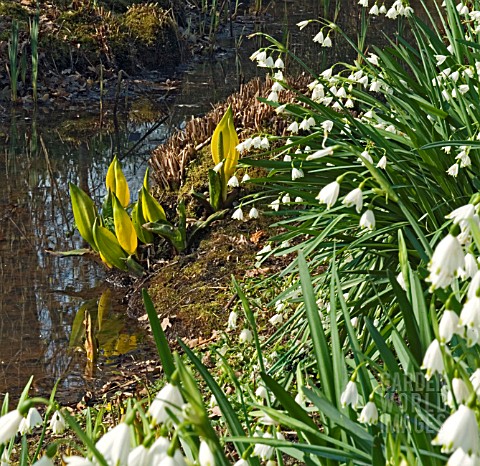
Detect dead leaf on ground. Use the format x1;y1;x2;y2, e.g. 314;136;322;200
250;230;266;244
161;317;172;331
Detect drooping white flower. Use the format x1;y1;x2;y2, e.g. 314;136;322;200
267;90;279;102
49;410;66;435
439;310;460;343
128;445;149;466
322;35;332;47
369;3;379;14
269;314;283;325
470;369;480;396
287;121;299;133
316;181;340;208
421;339;445;380
358;0;368;6
255;386;268;400
62;456;95;466
234;459;249;466
447;378;470;407
274;58;284;69
96;423;131;466
446;448;480;466
460;253;479;279
468;271;480;300
322;120;334;132
359;209;375;230
306;147;334;160
241;173;251;183
396;271;406;290
296;20;310;30
376;155;387;169
228;311;238;330
148;384;184;425
358;401;378;424
239;329;253;343
313;30;324;44
342;188;363;213
147;437;170;464
259;137;270;149
32;456;54;466
291;167;304;180
340;381;359;409
269;199;280;211
213;161;224;172
432;405;479;454
227;175;239;188
0;410;23;445
199;441;215;466
250;50;266;62
18;407;43;435
249;207;259;219
446;204;476;224
253;432;275;460
447;163;459;177
459;297;480;328
232;208;244;221
427;234;465;290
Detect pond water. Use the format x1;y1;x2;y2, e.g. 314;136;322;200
0;0;431;402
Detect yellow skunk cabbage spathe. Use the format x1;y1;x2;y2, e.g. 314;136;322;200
106;156;130;208
211;106;239;198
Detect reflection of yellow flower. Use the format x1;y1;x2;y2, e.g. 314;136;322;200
102;334;137;359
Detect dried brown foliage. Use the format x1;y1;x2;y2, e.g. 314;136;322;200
149;74;310;190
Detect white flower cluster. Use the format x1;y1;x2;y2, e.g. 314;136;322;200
420;202;480;464
236;135;269;154
315;180;376;230
358;0;414;18
250;50;285;70
427;203;480;289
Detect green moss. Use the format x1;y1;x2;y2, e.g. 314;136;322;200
147;217;266;340
0;2;29;22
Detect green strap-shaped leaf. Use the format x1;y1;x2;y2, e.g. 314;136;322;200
141;186;167;222
132;196;153;244
93;220;128;271
208;169;222;211
69;182;98;251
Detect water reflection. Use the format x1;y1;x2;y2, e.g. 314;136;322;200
0;108;153;401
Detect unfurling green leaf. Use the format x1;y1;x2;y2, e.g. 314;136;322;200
93;220;128;271
141;186;167;223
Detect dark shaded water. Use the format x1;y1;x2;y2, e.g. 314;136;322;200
0;0;432;401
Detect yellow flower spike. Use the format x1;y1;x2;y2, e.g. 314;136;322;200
106;156;130;208
112;194;137;255
141;186;167;223
223;108;239;181
211;106;239;200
